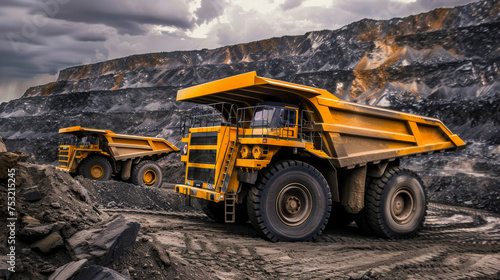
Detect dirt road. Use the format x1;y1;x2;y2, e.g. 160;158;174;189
106;203;500;280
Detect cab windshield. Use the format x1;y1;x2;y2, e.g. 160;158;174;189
251;107;276;127
250;106;296;128
60;135;99;147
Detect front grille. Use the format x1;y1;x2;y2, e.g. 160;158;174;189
190;132;218;145
187;167;215;184
189;150;216;164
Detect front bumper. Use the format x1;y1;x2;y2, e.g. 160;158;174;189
175;184;225;202
56;166;71;172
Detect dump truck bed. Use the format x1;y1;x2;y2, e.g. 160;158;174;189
177;72;465;168
59;126;179;161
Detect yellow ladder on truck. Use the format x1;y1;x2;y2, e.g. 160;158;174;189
225;193;236;223
221;140;238;193
220;140;239;223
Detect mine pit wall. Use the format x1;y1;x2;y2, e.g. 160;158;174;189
0;0;498;215
0;87;192;163
3;0;500;163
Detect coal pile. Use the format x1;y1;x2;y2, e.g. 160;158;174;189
402;142;500;214
158;158;185;186
82;179;196;213
0;141;141;280
389;90;500;145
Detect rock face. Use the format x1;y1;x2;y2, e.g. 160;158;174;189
0;152;19;178
48;259;89;280
66;215;140;266
20;222;65;242
70;266;130;280
49;261;131;280
0;0;499;162
19;0;500;103
0;0;498;212
30;232;65;253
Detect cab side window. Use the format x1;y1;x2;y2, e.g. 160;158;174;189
282;109;296;127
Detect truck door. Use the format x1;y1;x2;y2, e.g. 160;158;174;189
280;107;298;139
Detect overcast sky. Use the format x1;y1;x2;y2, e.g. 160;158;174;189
0;0;476;102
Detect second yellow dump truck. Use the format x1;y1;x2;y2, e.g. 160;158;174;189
57;126;179;187
175;72;466;242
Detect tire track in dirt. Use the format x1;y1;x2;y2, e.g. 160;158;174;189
107;203;500;279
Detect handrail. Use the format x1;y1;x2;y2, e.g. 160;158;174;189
237;105;313;142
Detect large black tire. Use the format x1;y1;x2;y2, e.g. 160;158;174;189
131;160;163;188
247;160;332;242
198;199;249;224
363;166;427;239
78;156;112;181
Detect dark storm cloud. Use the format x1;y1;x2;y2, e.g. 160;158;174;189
1;0;34;8
29;0;195;35
0;51;39;74
71;31;108;42
195;0;227;25
0;0;202;102
280;0;303;11
0;38;107;79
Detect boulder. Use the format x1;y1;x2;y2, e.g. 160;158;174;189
66;215;140;266
48;259;88;280
20;186;43;201
22;215;41;226
72;266;130;280
20;222;65;242
70;180;90;202
51;202;61;209
0;152;19;179
31;232;64;253
152;243;171;267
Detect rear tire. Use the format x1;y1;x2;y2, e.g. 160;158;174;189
78;156;112;181
247;160;331;242
131;160;163;188
364;166;427;239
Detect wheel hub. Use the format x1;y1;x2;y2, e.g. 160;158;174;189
90;165;104;179
286;197;301;214
143;169;157;185
276;184;312;226
393;196;404;215
390;188;415;224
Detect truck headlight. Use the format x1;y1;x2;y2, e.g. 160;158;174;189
252;145;264;159
240;145;250;159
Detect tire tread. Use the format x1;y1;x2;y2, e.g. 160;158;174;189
247;160;332;242
362;166;427;239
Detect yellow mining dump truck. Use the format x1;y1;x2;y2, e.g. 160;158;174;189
57;126;179;187
175;72;465;242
